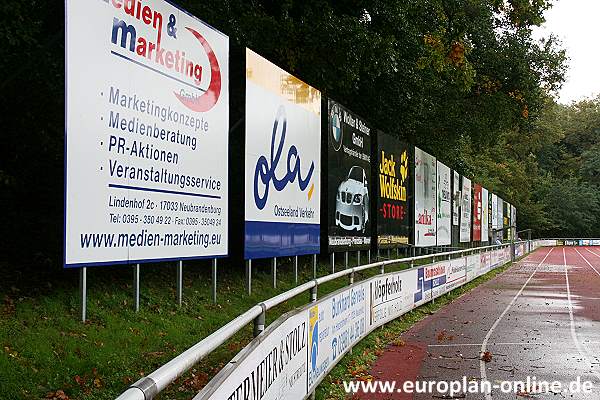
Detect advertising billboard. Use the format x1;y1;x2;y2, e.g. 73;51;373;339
436;162;451;246
452;171;460;226
199;310;309;400
472;183;482;242
414;262;448;305
370;270;417;327
497;197;504;238
308;284;368;391
414;147;437;247
481;187;489;242
491;193;498;229
65;0;229;267
377;132;411;247
327;100;372;251
244;49;321;259
459;177;472;243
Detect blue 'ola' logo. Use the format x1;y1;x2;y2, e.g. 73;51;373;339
254;106;315;210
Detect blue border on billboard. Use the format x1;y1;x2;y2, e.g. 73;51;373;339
63;0;229;268
245;221;320;259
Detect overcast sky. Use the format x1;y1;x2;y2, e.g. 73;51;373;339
532;0;600;104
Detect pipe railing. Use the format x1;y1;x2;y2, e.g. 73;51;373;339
116;242;520;400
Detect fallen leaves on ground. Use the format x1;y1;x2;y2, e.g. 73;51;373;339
480;351;493;362
46;390;69;400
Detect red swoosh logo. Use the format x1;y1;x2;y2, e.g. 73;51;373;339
174;27;221;112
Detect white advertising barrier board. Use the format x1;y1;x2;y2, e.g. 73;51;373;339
414;147;437;247
414;262;448;305
479;251;491;276
436;161;452;246
308;283;368;391
445;258;467;292
459;177;472;243
481;188;489;241
467;254;482;281
244;49;321;259
197;246;520;400
369;269;418;327
65;0;229;266
195;309;308;400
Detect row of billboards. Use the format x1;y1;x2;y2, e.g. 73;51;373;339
64;0;515;267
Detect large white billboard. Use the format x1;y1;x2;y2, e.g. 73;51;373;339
244;49;321;259
459;177;472;243
414;147;437;247
436;161;451;246
481;187;489;242
491;193;498;229
65;0;229;266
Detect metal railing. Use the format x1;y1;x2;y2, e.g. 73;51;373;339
116;242;517;400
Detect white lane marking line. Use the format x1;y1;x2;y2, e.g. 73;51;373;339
580;248;600;278
564;248;600;380
429;342;574;348
479;246;554;400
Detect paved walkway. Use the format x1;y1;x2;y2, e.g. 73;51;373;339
360;246;600;399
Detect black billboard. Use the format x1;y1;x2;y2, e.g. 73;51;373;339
376;131;411;247
327;100;372;251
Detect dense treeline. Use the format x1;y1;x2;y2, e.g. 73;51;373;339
3;0;595;267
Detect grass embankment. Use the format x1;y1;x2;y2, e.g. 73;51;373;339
315;262;512;400
0;252;418;400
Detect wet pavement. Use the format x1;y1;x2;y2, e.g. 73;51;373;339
361;247;600;399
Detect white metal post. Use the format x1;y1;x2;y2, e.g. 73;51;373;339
212;259;217;304
134;264;140;312
176;261;183;306
272;257;277;289
79;267;87;322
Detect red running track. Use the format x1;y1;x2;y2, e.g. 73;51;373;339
357;247;600;399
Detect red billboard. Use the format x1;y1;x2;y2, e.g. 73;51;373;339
472;184;482;241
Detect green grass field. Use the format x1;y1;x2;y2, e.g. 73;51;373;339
0;252;509;400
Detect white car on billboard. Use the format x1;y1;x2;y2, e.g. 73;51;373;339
335;166;369;232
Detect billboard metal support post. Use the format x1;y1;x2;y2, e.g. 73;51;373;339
246;260;252;295
313;254;317;279
294;256;298;285
79;267;87;322
176;261;183;306
331;253;335;273
134;264;140;312
357;250;361;266
212;259;217;304
367;249;371;263
345;252;348;269
272;257;277;289
396;247;400;258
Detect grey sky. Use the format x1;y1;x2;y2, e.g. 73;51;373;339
532;0;600;104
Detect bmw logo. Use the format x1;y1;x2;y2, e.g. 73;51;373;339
330;103;342;151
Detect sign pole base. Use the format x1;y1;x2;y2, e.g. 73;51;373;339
313;254;317;279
